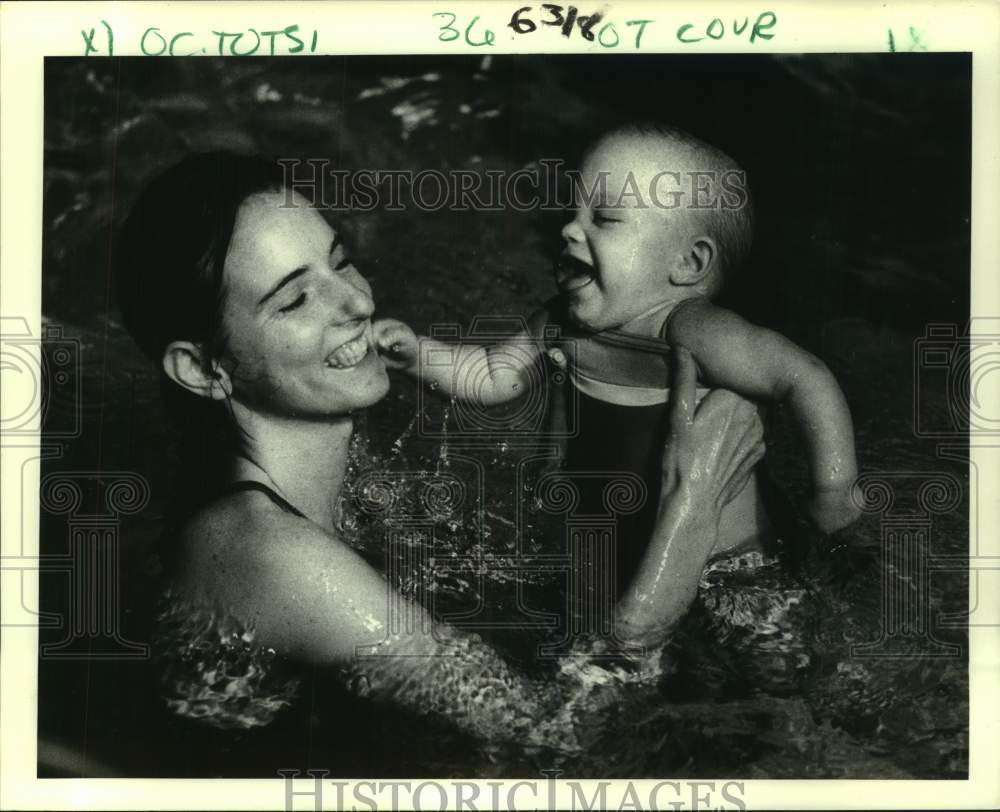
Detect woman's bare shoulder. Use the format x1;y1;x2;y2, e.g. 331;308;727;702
171;490;408;663
172;491;338;605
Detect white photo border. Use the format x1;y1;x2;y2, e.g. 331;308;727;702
2;1;998;808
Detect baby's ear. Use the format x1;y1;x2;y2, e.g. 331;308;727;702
669;235;718;287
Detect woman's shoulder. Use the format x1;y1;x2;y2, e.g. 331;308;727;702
172;489;337;605
169;486;402;663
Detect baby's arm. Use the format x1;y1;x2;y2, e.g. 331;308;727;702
666;299;860;534
373;311;548;407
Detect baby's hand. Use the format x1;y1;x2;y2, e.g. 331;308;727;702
372;319;419;372
807;483;862;535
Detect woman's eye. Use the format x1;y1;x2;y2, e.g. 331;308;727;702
594;212;619;225
279;292;307;313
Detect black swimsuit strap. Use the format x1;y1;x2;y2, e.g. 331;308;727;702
215;480;307;519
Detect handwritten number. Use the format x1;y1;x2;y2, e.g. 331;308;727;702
541;5;564;27
433;12;460;42
464;16;495;46
436;11;493;45
561;7;579;37
577;12;602;41
540;4;583;37
509;7;536;33
508;6;643;46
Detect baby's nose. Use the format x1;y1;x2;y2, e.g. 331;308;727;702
561;216;584;243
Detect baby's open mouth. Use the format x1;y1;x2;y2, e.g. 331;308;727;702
554;255;596;293
325;332;370;369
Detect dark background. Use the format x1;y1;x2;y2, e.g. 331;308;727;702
40;53;971;487
38;54;970;778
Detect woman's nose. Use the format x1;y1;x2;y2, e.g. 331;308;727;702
330;270;375;321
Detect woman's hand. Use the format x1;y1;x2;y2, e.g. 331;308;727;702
660;347;765;516
372;318;419;372
616;347;766;645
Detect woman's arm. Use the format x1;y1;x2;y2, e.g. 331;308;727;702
225;509;575;747
213;350;764;743
616;348;764;649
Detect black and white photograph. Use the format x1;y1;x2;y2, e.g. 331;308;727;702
2;2;997;807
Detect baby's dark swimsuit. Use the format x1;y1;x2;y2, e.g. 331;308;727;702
540;298;702;595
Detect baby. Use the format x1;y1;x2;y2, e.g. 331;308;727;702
376;124;859;581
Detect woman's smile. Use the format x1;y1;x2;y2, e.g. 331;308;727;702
325;325;373;370
220;191;390;414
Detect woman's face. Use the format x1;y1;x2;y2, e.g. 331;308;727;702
219;191;389;418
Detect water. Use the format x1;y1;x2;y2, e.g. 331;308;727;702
38;54;969;778
139;395;966;778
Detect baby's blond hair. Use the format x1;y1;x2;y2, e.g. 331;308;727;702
592;123;754;285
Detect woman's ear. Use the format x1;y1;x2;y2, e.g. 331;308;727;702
669;235;718;287
162;341;231;401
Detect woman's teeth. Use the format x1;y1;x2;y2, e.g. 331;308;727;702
325;334;369;369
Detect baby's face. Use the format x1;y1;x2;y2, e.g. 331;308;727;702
557;134;699;332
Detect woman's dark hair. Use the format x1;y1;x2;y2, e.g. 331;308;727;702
114;151;289;519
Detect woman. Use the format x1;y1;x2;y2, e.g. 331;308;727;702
115;152;764;751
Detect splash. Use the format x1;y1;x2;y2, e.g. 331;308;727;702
154;596;299;731
389;412;417;463
435;397;454;473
